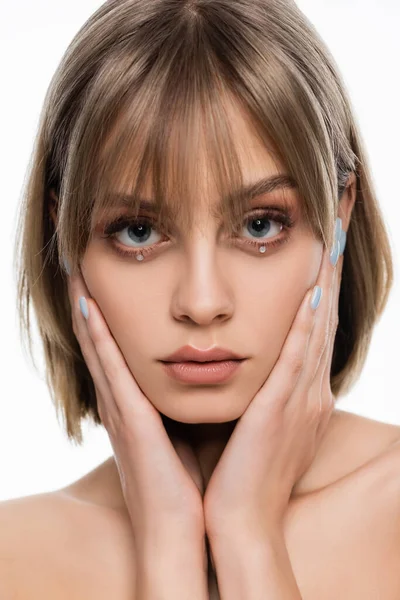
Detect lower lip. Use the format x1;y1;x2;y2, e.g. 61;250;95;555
160;359;245;384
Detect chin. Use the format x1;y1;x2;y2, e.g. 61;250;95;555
158;398;244;425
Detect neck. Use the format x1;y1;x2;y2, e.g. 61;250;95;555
162;413;237;446
161;415;238;488
76;409;340;514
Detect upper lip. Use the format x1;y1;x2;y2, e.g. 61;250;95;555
161;345;246;363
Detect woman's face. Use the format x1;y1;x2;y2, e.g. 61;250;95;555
80;101;323;424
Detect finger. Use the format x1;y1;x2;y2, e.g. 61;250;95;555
295;235;340;393
247;276;319;418
308;247;343;437
317;249;343;389
63;261;96;363
248;227;340;421
67;270;115;424
307;251;340;399
280;236;338;420
82;295;191;473
65;266;187;474
82;294;161;424
64;259;90;340
315;252;344;442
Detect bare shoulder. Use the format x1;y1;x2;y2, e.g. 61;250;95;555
0;490;136;599
0;492;68;599
285;411;400;599
293;408;400;497
324;407;400;470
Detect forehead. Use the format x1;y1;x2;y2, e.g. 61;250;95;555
97;92;297;223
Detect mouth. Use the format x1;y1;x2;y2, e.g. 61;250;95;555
160;359;246;385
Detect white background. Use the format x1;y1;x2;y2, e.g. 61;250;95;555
0;1;399;501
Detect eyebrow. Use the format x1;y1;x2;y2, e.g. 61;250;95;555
108;173;298;214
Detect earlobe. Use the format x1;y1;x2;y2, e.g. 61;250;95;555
338;172;357;232
48;188;59;227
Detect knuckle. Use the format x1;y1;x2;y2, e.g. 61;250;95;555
88;323;103;345
298;315;311;337
97;397;116;435
103;359;121;382
316;336;327;358
102;352;127;383
71;308;85;339
314;328;329;358
286;350;304;377
77;338;91;360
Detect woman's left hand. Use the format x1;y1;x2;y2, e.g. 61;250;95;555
203;238;343;539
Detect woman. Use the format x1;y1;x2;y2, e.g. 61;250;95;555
1;0;399;598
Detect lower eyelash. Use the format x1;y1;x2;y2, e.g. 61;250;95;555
110;240;167;260
244;234;292;252
101;210;295;260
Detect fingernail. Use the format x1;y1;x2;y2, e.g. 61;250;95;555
79;296;89;320
329;217;342;267
63;257;71;276
310;285;323;311
339;230;347;256
330;239;340;267
335;217;342;243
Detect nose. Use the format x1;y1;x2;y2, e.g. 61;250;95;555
171;237;234;326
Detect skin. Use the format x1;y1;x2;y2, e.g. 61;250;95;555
65;232;343;599
6;95;398;599
0;98;400;600
72;96;356;494
53;95;359;594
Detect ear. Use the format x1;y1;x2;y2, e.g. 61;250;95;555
338;172;357;233
49;188;59;227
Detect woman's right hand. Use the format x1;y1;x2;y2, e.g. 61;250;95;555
65;265;206;549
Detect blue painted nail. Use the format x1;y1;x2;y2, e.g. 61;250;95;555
335;217;342;243
339;230;347;256
329;217;342;266
330;239;340;267
79;296;89;320
310;286;323;310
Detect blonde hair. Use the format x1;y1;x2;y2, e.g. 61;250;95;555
14;0;394;445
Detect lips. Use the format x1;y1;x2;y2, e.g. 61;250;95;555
161;358;245;384
161;344;246;363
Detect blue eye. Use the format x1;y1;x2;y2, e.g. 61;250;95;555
101;216;167;259
244;213;283;240
117;220;161;246
100;207;296;261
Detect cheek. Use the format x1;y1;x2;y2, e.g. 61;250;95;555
80;250;151;363
80;237;322;393
248;240;322;368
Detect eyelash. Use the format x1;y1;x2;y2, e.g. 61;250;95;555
100;208;296;261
